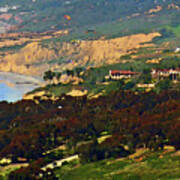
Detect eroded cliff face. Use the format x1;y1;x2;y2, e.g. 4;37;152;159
0;32;161;76
0;42;56;76
68;32;160;65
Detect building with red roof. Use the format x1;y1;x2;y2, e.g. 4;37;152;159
107;70;139;80
151;68;180;81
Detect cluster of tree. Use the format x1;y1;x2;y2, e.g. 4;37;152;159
0;90;180;178
43;67;84;83
8;158;58;180
77;138;131;164
43;70;61;83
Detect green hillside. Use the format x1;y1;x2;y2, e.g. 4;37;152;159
0;0;179;34
54;150;180;180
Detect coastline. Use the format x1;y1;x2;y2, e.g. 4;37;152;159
0;72;43;85
0;72;44;102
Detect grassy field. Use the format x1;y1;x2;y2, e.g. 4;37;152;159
55;149;180;180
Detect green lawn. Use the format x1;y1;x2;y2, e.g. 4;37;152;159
54;150;180;180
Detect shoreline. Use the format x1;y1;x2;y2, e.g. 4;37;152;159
0;72;44;102
0;72;43;85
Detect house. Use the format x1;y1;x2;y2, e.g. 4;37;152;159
151;69;180;81
107;70;139;80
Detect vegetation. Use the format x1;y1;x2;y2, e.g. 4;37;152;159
54;150;180;180
0;43;27;52
0;1;180;179
32;48;180;98
0;0;178;39
0;89;179;178
43;70;56;82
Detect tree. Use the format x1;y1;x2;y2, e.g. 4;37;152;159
75;67;83;77
56;72;61;79
155;79;172;93
43;70;55;83
139;68;152;83
123;81;135;90
66;69;74;76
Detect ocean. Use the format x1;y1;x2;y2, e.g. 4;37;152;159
0;72;43;102
0;82;23;102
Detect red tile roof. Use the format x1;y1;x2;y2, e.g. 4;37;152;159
155;69;180;73
157;69;171;72
110;70;138;75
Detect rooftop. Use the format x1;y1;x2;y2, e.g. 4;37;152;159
110;70;138;75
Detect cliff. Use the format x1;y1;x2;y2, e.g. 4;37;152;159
0;32;161;76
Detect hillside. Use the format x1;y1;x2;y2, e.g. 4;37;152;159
54;149;180;180
0;32;160;76
0;90;180;179
0;1;180;179
0;0;179;33
0;1;179;77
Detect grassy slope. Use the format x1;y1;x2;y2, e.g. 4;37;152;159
0;0;178;33
41;9;179;43
55;150;180;180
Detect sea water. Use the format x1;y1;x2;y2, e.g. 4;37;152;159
0;72;43;102
0;82;23;102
